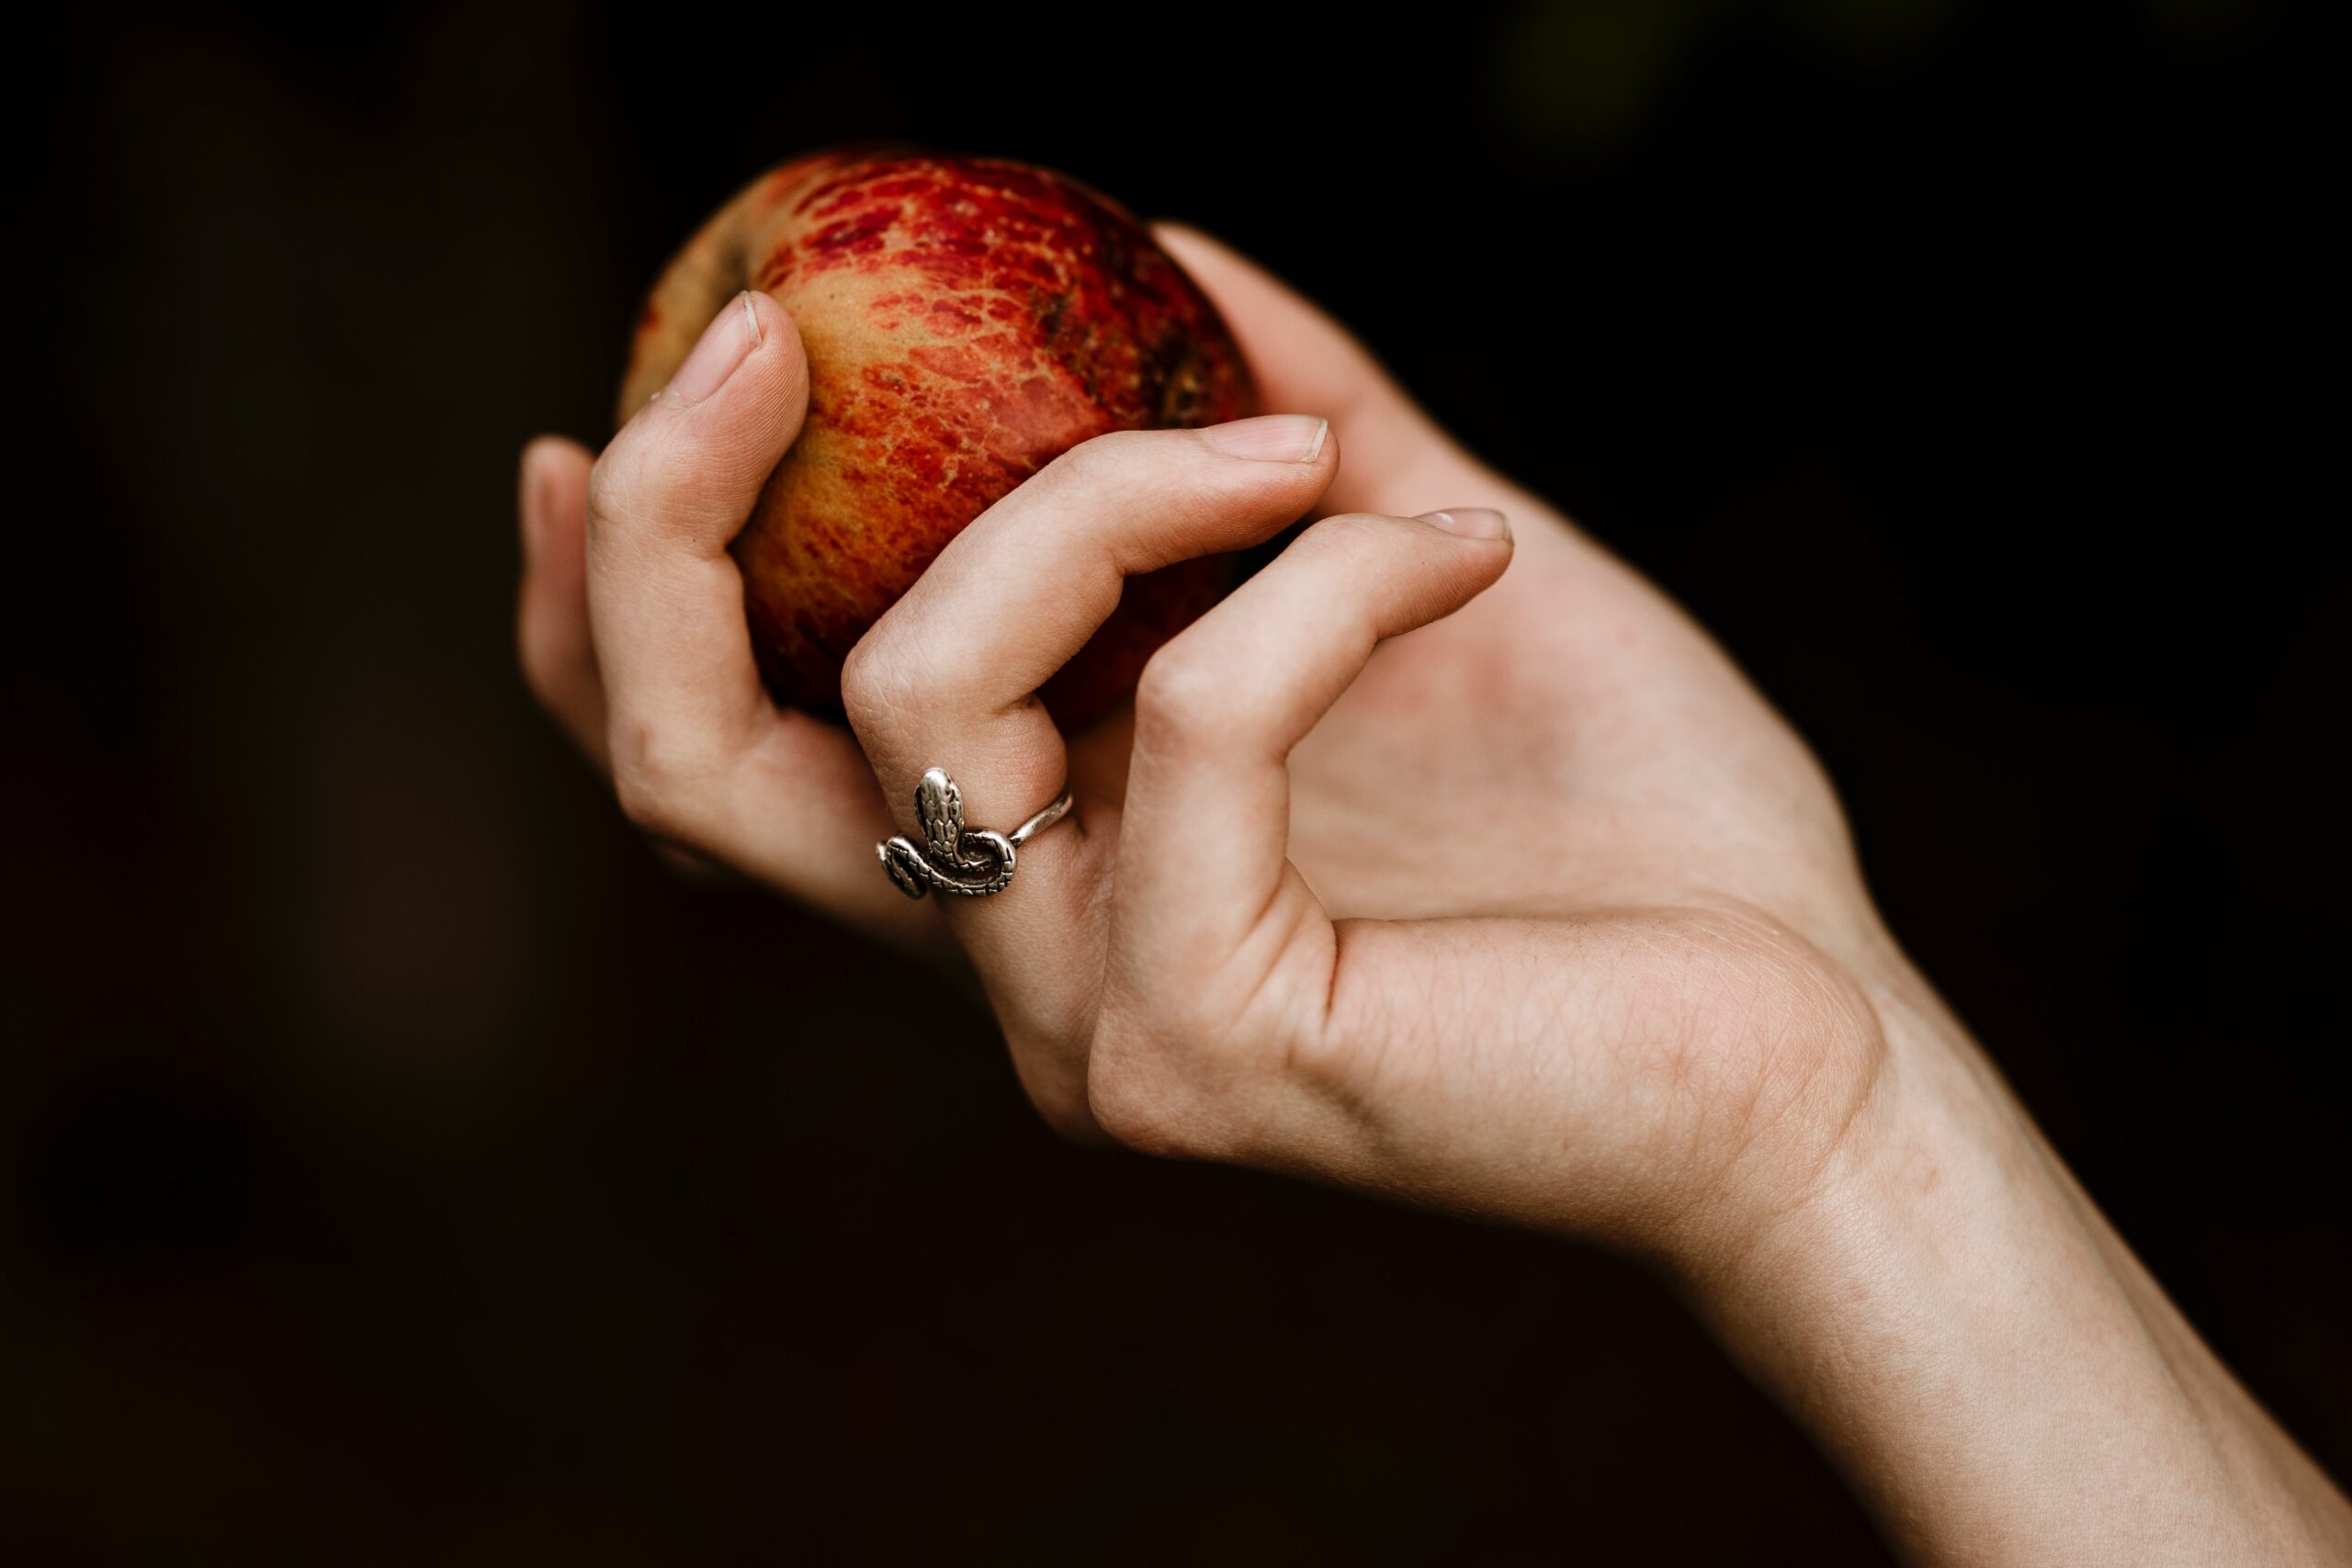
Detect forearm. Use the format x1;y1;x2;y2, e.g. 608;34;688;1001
1689;979;2352;1565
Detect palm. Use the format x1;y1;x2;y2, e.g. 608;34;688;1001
1205;512;1894;1242
1151;228;1870;968
1299;505;1858;938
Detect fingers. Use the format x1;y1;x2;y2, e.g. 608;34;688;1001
841;415;1340;1133
844;414;1340;842
1083;507;1513;1159
1116;509;1515;964
1152;224;1497;520
514;434;735;886
552;290;934;949
584;289;806;842
1102;508;1515;1136
517;435;606;763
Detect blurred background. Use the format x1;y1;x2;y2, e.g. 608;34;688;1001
7;1;2345;1561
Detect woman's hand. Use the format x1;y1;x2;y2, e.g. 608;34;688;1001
516;231;2352;1564
826;231;1901;1276
519;230;1888;1252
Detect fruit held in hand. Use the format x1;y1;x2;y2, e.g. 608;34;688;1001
619;148;1258;728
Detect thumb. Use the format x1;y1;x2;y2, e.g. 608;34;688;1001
584;288;808;802
1154;223;1490;519
593;289;810;558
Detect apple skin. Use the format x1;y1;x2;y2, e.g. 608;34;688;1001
618;148;1259;729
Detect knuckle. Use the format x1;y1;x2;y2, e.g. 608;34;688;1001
610;772;674;840
606;720;720;845
838;635;919;734
1083;1011;1254;1163
1032;428;1213;514
612;773;694;846
586;436;716;540
1085;1032;1198;1159
1046;427;1149;490
582;447;635;527
1297;511;1391;559
1131;640;1227;750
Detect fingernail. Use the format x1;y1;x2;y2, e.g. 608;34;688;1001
1417;508;1510;540
1201;413;1329;463
656;291;763;407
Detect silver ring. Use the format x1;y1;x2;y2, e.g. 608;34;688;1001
876;767;1073;900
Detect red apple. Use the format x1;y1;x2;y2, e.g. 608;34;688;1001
617;148;1258;728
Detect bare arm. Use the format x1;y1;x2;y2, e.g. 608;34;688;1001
515;227;2352;1564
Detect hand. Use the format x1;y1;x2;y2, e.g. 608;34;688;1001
828;227;1893;1266
518;231;2352;1564
514;220;1900;1245
520;230;1892;1257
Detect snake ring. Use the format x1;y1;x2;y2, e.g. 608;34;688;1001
876;768;1073;899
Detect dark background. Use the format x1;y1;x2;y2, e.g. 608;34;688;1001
7;1;2345;1561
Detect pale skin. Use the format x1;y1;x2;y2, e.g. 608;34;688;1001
515;226;2352;1562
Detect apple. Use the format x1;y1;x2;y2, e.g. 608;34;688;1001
617;147;1258;728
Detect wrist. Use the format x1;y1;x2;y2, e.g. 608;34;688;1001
1672;976;2048;1375
1668;964;2346;1563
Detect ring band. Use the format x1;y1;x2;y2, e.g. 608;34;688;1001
877;768;1073;900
